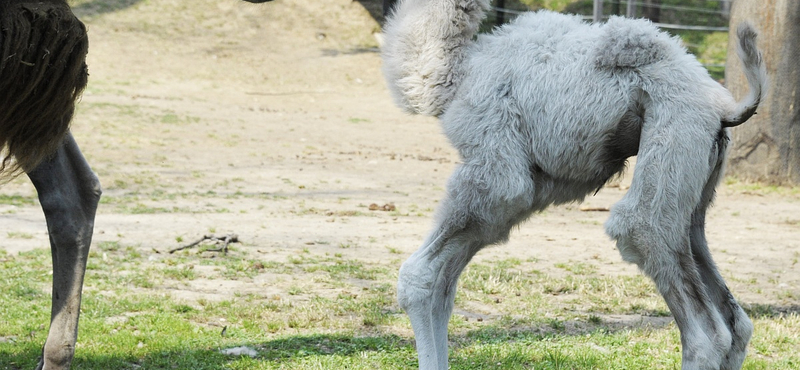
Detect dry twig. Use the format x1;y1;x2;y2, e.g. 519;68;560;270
168;233;240;255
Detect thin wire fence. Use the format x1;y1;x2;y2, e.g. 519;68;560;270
492;1;731;31
488;1;731;76
628;0;730;15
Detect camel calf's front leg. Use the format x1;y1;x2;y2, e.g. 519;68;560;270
27;133;101;370
399;154;536;370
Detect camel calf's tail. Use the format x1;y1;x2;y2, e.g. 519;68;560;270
0;0;89;178
722;23;768;128
381;0;490;116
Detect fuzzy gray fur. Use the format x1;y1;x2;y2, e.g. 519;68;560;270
382;2;766;370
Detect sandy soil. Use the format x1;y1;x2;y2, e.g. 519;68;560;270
1;0;798;315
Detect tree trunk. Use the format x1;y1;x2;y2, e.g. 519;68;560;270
726;0;800;184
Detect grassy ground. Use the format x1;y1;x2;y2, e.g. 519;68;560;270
1;244;797;369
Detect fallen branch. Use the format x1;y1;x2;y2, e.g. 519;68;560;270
169;233;240;255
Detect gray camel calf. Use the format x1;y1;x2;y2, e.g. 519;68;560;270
381;1;767;369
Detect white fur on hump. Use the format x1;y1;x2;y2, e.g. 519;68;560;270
381;0;490;116
594;16;680;68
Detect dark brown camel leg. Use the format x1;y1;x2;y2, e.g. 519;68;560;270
27;132;101;370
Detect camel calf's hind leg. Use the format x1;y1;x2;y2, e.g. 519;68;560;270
688;133;752;370
27;133;101;370
606;116;741;369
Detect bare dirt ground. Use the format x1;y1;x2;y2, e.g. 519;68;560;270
1;0;798;318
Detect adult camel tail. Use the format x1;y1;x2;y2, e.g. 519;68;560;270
0;0;89;179
381;0;490;117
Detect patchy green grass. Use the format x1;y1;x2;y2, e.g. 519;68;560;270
1;247;798;370
6;232;34;239
723;178;800;197
0;194;36;207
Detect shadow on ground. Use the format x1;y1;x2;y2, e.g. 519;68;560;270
355;0;388;24
0;319;675;369
2;303;796;369
72;0;143;18
0;330;599;369
745;303;800;318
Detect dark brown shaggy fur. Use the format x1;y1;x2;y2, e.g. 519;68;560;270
0;0;88;178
